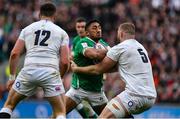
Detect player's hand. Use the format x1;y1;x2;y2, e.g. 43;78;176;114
6;80;15;91
70;60;78;72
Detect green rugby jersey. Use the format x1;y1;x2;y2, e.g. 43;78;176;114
72;35;81;52
72;37;109;92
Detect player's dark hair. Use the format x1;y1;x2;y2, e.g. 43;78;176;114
76;17;86;23
85;19;101;31
40;2;56;17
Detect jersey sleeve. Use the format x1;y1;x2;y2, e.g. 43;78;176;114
18;29;25;41
61;31;69;46
75;40;93;55
99;39;111;50
107;44;126;62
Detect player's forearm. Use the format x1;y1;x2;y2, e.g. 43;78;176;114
9;53;20;75
60;63;69;78
75;65;101;75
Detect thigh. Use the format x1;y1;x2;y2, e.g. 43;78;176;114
40;67;65;97
85;91;108;115
87;91;108;107
103;97;127;118
4;88;26;110
131;96;156;114
116;91;136;115
117;91;154;115
65;87;82;105
99;106;116;118
12;68;37;97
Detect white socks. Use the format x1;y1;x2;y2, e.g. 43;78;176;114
0;107;12;116
56;115;66;119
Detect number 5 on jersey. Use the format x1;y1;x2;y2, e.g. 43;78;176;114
137;49;148;63
34;30;51;46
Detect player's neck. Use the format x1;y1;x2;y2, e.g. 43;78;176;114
40;16;54;22
79;35;86;38
122;35;135;41
93;38;101;43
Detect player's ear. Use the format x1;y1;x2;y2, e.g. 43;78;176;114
120;31;124;38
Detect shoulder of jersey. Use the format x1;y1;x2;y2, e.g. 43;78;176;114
79;37;88;42
50;23;67;33
73;35;80;40
22;22;38;30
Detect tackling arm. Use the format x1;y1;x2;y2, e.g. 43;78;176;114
84;48;107;60
71;56;117;75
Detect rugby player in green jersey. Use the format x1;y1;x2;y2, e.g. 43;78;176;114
69;17;98;118
72;18;86;54
65;19;110;116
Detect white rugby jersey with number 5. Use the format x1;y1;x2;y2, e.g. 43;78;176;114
107;39;157;98
18;20;69;69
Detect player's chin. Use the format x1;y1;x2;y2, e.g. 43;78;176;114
95;37;101;40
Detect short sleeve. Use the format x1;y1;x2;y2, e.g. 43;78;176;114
75;40;93;55
61;31;69;46
18;29;25;40
107;44;126;62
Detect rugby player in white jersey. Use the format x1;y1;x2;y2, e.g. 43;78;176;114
0;2;69;119
71;22;157;118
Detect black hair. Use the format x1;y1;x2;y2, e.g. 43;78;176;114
85;19;101;31
40;2;56;17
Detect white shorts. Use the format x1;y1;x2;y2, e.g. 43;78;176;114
106;91;156;117
65;87;108;106
13;66;65;97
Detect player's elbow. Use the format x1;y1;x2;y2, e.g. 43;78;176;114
61;58;69;64
61;58;70;68
10;50;20;59
61;59;70;67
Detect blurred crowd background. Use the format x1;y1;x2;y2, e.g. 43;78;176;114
0;0;179;104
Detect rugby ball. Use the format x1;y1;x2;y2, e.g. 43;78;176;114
95;43;106;49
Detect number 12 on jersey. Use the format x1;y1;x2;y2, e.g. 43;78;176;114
34;30;51;46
